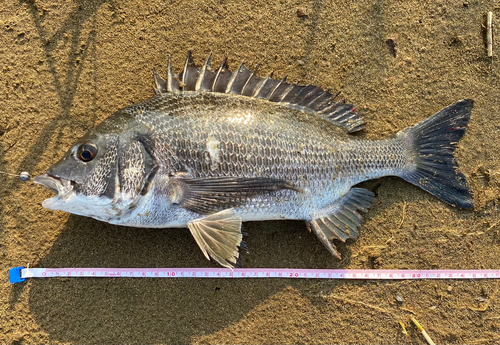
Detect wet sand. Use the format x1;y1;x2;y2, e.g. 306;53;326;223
1;0;500;344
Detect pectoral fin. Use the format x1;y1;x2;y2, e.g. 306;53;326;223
309;188;375;259
171;175;300;214
187;208;243;268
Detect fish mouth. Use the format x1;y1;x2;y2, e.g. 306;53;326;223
33;173;118;218
33;173;74;208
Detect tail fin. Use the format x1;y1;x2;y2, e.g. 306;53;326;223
400;99;474;209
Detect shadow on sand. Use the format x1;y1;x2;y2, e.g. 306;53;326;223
26;216;352;343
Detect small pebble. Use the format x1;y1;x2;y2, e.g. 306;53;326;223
386;36;398;58
296;7;308;18
19;172;30;181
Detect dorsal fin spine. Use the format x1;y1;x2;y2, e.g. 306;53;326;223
181;51;192;89
167;56;175;92
241;64;259;95
212;56;228;92
266;76;287;100
277;84;295;102
195;53;212;91
296;85;320;105
318;101;341;115
153;68;164;95
303;92;329;109
252;75;270;98
225;62;242;94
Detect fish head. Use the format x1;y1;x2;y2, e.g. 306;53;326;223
34;130;122;220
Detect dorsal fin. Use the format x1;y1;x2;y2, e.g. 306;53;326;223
241;65;262;97
167;56;180;92
226;63;251;94
153;68;166;95
196;53;215;91
154;53;365;133
178;51;199;91
212;57;233;92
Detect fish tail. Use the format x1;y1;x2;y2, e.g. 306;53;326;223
399;99;474;208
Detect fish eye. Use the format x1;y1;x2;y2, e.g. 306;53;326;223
77;143;98;162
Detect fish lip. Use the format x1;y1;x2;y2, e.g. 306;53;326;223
33;173;72;193
34;174;117;217
33;174;74;207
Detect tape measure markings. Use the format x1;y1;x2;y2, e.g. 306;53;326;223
9;267;500;284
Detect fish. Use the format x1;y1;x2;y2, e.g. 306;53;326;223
33;52;474;268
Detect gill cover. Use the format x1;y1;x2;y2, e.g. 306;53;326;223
116;139;157;206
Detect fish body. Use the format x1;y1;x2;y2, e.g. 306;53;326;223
34;53;474;267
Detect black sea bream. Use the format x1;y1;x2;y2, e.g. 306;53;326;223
34;52;474;268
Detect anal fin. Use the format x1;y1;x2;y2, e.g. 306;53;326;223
188;209;243;268
309;188;375;259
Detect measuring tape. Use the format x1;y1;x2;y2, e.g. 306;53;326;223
8;266;500;284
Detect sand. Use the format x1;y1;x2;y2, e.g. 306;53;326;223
1;0;500;344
